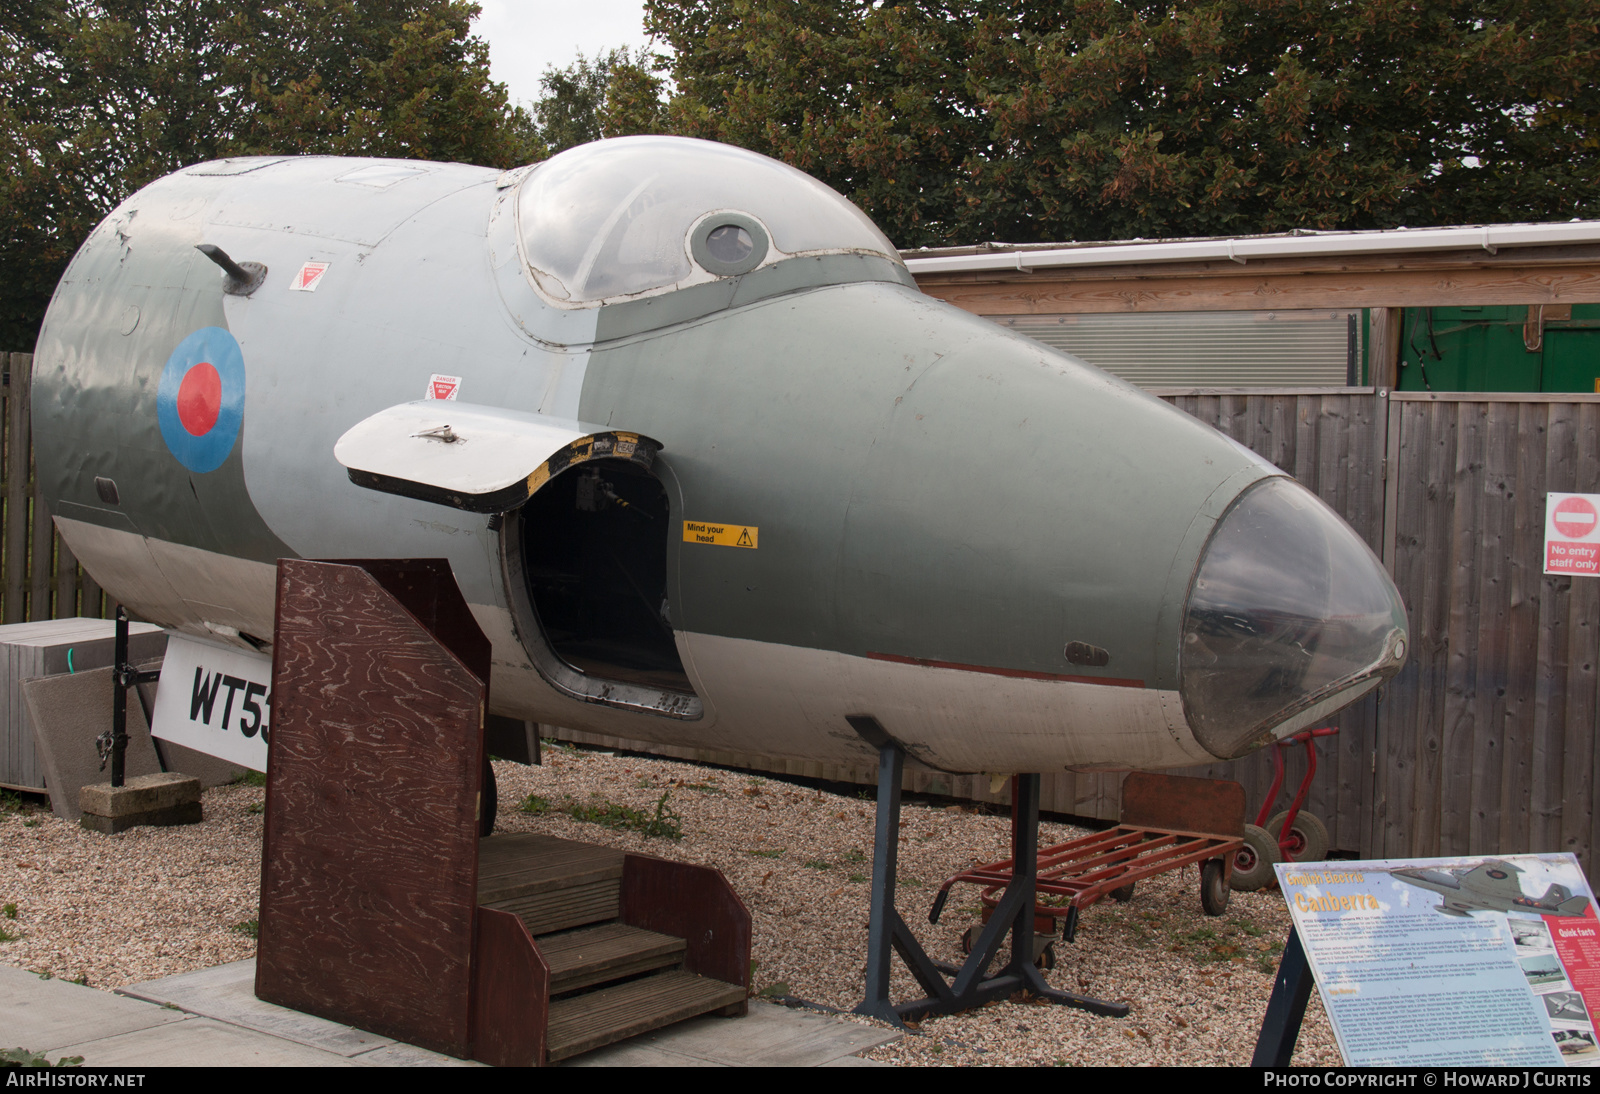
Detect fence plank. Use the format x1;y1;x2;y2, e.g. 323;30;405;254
4;353;29;624
29;491;51;622
55;535;78;620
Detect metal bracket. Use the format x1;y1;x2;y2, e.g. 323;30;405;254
852;728;1128;1026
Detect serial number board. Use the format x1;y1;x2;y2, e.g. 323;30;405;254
1279;854;1600;1067
150;631;272;772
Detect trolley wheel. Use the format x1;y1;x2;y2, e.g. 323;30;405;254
1230;823;1282;892
1200;859;1230;915
1268;810;1329;864
1037;943;1056;970
1109;881;1137;902
960;927;973;955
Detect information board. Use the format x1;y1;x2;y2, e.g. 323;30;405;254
1277;854;1600;1066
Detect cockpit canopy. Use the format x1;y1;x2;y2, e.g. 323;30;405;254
515;136;904;308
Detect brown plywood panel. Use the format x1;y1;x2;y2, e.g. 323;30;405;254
621;853;750;994
471;907;549;1068
257;559;486;1059
1120;773;1244;837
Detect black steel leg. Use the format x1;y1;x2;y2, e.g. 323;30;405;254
853;740;1128;1024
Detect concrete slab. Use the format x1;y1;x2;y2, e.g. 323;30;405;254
7;959;895;1067
562;1001;898;1067
0;963;185;1049
51;1017;367;1068
119;960;400;1057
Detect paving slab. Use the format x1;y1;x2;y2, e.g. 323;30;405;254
119;960;402;1057
51;1017;366;1068
6;960;896;1066
562;1001;898;1067
0;963;185;1050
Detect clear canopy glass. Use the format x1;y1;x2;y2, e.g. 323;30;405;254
515;136;902;305
1180;476;1409;759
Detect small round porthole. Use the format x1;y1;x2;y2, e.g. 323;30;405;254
689;212;769;276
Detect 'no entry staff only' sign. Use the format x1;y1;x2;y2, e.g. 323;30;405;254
1545;493;1600;576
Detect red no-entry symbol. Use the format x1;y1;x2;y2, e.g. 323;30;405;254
1554;496;1599;540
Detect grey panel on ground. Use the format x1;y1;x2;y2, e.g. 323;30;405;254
0;619;163;791
23;665;162;821
0;963;185;1049
560;1001;898;1067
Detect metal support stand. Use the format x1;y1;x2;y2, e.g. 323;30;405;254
853;740;1128;1026
106;607;159;787
1251;928;1313;1066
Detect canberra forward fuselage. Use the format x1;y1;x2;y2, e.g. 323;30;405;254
31;137;1410;774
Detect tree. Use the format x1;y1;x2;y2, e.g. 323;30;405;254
0;1;539;349
530;48;668;155
645;1;1600;248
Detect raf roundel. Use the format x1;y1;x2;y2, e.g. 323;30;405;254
157;327;246;473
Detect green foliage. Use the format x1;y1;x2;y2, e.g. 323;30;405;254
234;771;267;788
0;1047;84;1067
802;858;832;870
3;903;17;919
233;918;258;939
647;0;1600;248
0;0;541;349
519;790;684;839
0;925;18;943
529;47;669;155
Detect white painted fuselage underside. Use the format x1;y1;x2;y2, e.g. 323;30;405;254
55;520;1217;773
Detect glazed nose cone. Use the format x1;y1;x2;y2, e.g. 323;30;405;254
1180;476;1408;760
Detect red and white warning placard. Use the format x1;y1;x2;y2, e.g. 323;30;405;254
289;261;330;292
426;374;461;400
1545;492;1600;576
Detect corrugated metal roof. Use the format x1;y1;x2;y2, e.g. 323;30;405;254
991;309;1357;388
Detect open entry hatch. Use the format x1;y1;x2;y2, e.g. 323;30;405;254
335;401;700;718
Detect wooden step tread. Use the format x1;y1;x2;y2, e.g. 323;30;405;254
547;969;746;1062
539;923;686;995
478;834;624;905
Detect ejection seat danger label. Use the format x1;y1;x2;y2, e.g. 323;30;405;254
1545;493;1600;576
683;520;758;549
150;633;271;772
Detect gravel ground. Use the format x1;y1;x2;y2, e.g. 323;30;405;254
0;743;1340;1066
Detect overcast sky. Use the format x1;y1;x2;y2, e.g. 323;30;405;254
473;1;656;110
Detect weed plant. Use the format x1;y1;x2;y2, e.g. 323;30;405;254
519;790;683;840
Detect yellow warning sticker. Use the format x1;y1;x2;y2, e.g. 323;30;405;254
683;521;758;549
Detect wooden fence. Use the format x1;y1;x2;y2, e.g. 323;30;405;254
6;340;1597;868
0;352;112;625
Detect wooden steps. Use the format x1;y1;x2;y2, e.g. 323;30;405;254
547;969;749;1062
477;833;747;1063
541;923;686;995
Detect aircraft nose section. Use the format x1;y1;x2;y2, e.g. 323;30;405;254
1180;476;1409;760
